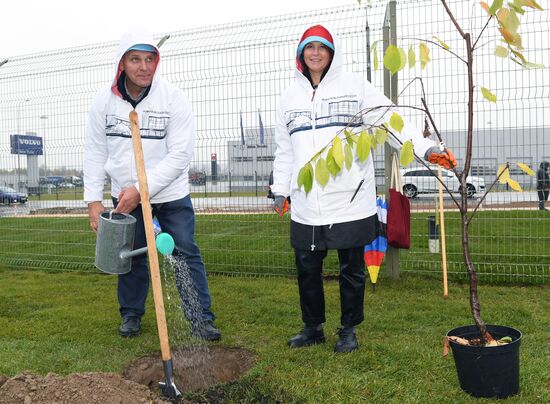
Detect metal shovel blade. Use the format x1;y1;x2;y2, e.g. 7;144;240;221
159;359;181;399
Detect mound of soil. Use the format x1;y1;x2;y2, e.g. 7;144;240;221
123;346;256;393
0;347;256;403
0;372;171;404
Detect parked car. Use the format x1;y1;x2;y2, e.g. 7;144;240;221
59;182;76;189
0;186;28;204
400;166;485;199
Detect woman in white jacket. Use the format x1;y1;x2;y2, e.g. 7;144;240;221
272;25;455;352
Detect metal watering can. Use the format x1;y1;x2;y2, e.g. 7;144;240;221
94;211;175;274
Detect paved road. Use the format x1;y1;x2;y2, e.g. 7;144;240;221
0;191;542;217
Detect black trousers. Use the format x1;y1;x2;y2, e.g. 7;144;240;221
295;246;365;327
538;190;549;209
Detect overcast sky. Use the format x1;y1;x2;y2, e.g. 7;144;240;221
1;0;353;58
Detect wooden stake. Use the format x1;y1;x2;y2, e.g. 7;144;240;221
438;166;449;299
129;110;172;361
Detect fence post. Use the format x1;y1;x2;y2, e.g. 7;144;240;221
383;0;400;279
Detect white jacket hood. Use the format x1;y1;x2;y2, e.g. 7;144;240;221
294;24;343;85
111;28;161;97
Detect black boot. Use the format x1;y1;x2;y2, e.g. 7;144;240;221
334;326;358;353
288;324;325;348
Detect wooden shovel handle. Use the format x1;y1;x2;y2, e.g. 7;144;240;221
129;110;172;361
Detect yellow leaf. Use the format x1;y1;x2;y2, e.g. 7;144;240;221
497;7;510;25
481;87;497;103
371;41;379;71
494;45;509;57
356;130;372;162
497;164;510;184
331;136;345;170
432;36;450;50
523;61;546;69
419;43;430;69
506;178;522;191
521;0;543;10
315;158;330;188
480;1;491;14
383;44;401;75
389;112;404;133
400;141;415;167
517;162;535;176
398;47;407;71
375;127;389;145
345;144;353;170
511;49;526;62
408;45;416;68
499;27;516;43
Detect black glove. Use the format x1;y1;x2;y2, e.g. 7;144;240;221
273;195;289;218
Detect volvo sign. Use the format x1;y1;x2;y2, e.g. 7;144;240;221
10;134;43;155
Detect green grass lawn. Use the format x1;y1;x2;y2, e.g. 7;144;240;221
1;211;548;283
1;267;549;403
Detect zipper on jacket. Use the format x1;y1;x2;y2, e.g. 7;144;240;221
311;89;316;101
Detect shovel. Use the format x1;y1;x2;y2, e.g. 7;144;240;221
129;110;181;399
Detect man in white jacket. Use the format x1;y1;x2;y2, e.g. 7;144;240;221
84;28;220;340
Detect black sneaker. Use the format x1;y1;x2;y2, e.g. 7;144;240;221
193;321;222;341
334;327;358;353
119;316;141;338
288;325;325;348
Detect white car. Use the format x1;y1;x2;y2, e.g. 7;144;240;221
400;166;485;199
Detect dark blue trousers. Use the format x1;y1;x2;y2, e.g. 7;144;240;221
114;195;214;322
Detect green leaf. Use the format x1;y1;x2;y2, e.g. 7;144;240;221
371;40;379;71
494;45;509;57
383;44;401;75
345;143;353;170
326;152;341;178
408;45;416;68
432;36;450;50
298;163;314;194
375;127;389;145
419;43;431;69
331;136;345;169
400;141;415;167
489;0;504;15
508;1;526;14
481;87;497;103
315;158;330;188
356;130;372;162
389;112;404;133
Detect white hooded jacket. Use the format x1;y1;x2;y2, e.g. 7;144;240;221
272;27;435;226
84;28;195;204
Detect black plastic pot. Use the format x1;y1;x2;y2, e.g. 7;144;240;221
447;325;522;398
